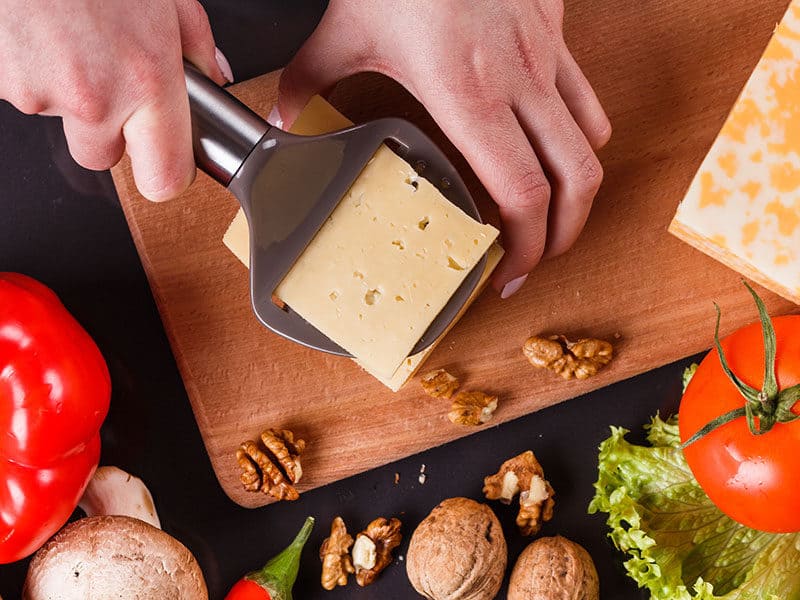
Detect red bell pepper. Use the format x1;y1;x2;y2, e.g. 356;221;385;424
0;273;110;563
225;516;314;600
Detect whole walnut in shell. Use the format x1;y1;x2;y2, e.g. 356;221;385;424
406;497;507;600
507;536;598;600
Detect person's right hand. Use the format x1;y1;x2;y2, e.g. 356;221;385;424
277;0;610;298
0;0;233;201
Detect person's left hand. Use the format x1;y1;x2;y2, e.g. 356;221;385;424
276;0;611;298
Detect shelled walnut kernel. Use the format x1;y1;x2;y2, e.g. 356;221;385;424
420;368;460;399
448;391;499;426
353;517;402;586
320;517;354;590
236;429;305;501
523;335;613;380
483;450;555;536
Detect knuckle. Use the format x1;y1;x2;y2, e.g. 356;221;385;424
127;46;174;98
568;153;604;199
127;66;171;106
504;169;551;210
65;81;109;124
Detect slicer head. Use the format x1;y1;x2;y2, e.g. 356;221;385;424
185;63;487;357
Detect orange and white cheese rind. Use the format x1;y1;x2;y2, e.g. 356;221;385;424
670;0;800;304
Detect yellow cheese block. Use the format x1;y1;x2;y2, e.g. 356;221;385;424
669;0;800;304
223;96;502;388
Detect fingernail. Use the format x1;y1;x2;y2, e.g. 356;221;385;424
501;274;528;299
215;47;234;83
267;105;284;129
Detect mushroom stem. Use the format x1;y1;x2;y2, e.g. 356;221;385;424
78;466;160;529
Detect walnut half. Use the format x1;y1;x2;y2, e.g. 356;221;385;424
421;368;460;399
483;451;555;536
448;391;499;426
352;517;402;586
236;429;305;501
523;335;613;380
320;517;354;590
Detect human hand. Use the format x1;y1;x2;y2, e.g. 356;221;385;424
0;0;233;201
277;0;610;297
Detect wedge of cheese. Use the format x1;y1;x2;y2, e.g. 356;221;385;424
223;96;502;388
669;0;800;304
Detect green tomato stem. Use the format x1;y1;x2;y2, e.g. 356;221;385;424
683;281;797;448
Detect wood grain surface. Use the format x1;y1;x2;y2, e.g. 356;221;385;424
111;0;798;508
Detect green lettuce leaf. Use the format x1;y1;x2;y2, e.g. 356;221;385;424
682;363;698;392
589;414;800;600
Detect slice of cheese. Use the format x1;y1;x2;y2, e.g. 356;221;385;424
364;241;503;390
223;96;501;385
226;200;502;390
669;0;800;304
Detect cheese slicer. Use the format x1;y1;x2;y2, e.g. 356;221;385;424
184;62;488;356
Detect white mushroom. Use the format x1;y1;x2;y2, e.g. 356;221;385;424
78;466;160;529
23;516;208;600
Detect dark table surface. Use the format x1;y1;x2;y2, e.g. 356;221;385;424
0;3;700;598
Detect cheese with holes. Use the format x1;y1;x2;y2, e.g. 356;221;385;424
223;96;500;382
669;0;800;304
226;202;502;389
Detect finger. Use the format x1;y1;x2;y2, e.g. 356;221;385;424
62;117;125;171
122;63;194;202
515;93;603;259
556;52;611;150
420;99;551;293
277;13;362;127
175;0;231;84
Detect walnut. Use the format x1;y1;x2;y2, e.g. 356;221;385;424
352;517;402;586
507;536;599;600
406;497;507;600
483;451;555;536
235;428;305;501
523;335;613;380
320;516;354;590
448;391;498;426
421;368;460;399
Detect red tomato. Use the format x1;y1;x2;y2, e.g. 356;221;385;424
679;315;800;533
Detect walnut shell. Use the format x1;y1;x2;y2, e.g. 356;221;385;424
406;497;507;600
507;536;598;600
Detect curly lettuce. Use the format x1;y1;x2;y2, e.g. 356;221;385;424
589;414;800;600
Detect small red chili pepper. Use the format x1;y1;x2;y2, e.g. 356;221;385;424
225;516;315;600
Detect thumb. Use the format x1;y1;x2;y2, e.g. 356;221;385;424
277;14;366;127
175;0;231;85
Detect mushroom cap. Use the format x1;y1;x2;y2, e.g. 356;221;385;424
507;536;599;600
406;497;507;600
23;516;208;600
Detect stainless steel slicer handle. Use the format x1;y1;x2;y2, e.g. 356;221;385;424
183;61;269;186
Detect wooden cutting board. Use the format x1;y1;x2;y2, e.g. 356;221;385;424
112;0;798;508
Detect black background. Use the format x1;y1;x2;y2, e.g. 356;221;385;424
0;2;698;598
